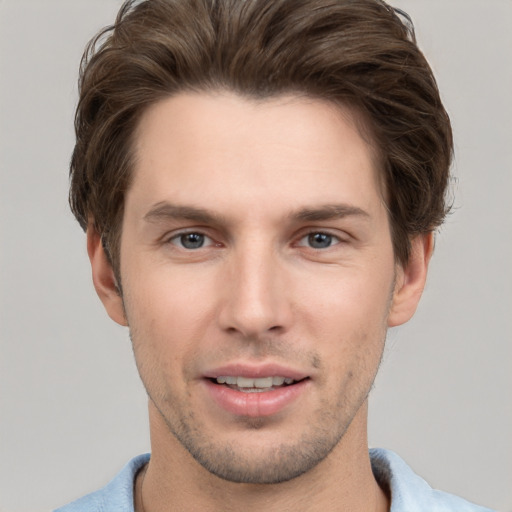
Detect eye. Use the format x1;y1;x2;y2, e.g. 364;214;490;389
297;232;340;249
169;232;213;250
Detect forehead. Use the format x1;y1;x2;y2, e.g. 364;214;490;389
128;91;384;220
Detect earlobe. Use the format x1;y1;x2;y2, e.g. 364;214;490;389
87;227;128;326
387;233;434;328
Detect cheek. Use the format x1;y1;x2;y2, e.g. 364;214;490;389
295;266;393;370
126;258;214;319
122;264;219;364
299;265;394;328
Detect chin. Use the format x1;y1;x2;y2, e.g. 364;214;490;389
162;407;351;485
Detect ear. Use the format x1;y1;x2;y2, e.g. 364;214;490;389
387;233;434;327
87;227;128;326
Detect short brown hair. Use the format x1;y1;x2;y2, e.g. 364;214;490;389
70;0;453;275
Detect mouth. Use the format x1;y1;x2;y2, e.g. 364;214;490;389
210;375;306;393
203;364;311;416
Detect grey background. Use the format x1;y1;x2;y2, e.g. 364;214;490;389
0;1;510;511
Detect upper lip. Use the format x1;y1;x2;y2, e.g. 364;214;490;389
203;362;309;381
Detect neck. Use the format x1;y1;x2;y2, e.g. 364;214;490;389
135;400;389;512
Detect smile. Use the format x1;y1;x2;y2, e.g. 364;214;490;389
205;374;309;417
215;376;297;391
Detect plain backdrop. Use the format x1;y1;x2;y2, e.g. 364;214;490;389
0;1;511;511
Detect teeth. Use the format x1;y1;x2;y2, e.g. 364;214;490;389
240;376;273;388
216;376;237;385
215;376;295;388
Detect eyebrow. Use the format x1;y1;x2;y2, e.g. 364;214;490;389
143;202;369;225
292;204;370;222
143;202;228;225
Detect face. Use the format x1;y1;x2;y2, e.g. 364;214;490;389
93;92;426;484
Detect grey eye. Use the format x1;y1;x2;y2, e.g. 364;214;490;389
178;233;206;249
307;233;334;249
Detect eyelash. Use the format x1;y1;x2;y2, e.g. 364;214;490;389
167;231;217;250
165;230;343;251
296;231;342;250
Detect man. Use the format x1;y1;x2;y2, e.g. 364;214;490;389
56;0;495;510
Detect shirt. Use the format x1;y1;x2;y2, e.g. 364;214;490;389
55;449;495;511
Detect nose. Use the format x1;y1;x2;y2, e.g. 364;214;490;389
217;243;292;338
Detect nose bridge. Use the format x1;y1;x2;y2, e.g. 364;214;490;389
219;235;290;336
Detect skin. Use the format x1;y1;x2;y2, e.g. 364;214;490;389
88;92;432;511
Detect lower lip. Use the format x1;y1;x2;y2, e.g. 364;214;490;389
204;379;309;417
